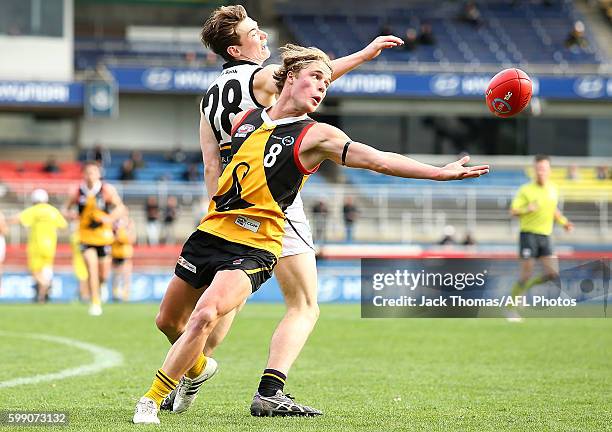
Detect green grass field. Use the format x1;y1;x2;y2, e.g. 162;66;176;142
0;303;611;431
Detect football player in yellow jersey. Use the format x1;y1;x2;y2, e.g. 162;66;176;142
157;5;405;416
508;155;574;322
9;189;67;303
111;212;135;302
133;44;489;424
64;162;126;316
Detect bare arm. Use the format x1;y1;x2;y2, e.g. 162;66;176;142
299;123;489;181
329;35;404;80
62;188;79;220
103;184;127;223
554;208;574;232
253;36;404;100
200;111;222;200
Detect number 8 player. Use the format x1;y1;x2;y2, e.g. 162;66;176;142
153;5;405;417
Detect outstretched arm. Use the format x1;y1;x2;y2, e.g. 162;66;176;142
330;35;404;80
299;123;489;181
254;36;404;99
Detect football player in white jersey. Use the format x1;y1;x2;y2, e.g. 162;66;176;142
155;5;403;415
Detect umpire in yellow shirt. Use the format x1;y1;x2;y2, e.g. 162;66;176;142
509;155;574;311
11;189;68;303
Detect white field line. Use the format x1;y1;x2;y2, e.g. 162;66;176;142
0;331;123;388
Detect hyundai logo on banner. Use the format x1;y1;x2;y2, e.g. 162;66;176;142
430;74;461;96
142;67;173;90
574;76;606;99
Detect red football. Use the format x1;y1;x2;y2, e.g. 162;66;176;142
485;68;532;118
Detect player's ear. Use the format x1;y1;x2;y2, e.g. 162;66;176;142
287;70;296;84
227;45;240;59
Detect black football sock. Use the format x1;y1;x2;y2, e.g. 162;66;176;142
257;368;286;397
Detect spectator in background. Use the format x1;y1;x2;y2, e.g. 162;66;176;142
162;196;178;245
439;225;457;245
311;200;328;243
130;150;146;169
182;163;200;182
378;23;394;37
165;145;187;164
417;23;436;46
404;28;418;51
42;156;60;174
205;50;218;66
120;159;136;181
462;231;476;246
565;20;588;52
566;164;580;181
145;196;160;245
343;197;358;242
596;165;609;180
461;1;482;27
87;143;111;167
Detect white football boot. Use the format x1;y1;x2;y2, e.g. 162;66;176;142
132;397;160;424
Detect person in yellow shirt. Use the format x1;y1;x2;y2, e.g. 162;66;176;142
64;162;126;316
509;155;574;320
10;189;68;303
70;230;89;302
111;213;135;302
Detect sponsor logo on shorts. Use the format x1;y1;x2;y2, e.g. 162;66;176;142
177;256;197;273
521;248;532;259
235;215;261;233
235;124;255;137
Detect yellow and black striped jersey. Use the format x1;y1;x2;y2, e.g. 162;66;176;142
199;108;317;257
76;182;114;246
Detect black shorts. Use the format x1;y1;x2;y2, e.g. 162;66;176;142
81;244;110;257
112;257;126;265
174;230;277;293
519;232;553;259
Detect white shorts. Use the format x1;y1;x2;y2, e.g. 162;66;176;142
281;193;314;258
0;236;5;263
281;218;315;258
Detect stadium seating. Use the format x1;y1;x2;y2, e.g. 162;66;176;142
277;0;604;66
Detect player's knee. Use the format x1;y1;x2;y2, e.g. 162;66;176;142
288;300;319;323
155;311;184;337
190;306;219;331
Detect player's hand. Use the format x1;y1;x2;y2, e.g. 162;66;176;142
360;35;404;61
526;202;539;213
564;221;574;232
437;156;489;181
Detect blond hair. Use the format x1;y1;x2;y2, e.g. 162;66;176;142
200;5;247;61
273;44;332;93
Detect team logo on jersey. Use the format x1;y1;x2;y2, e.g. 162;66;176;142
213;162;254;212
235;124;255;138
177;256;197;273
